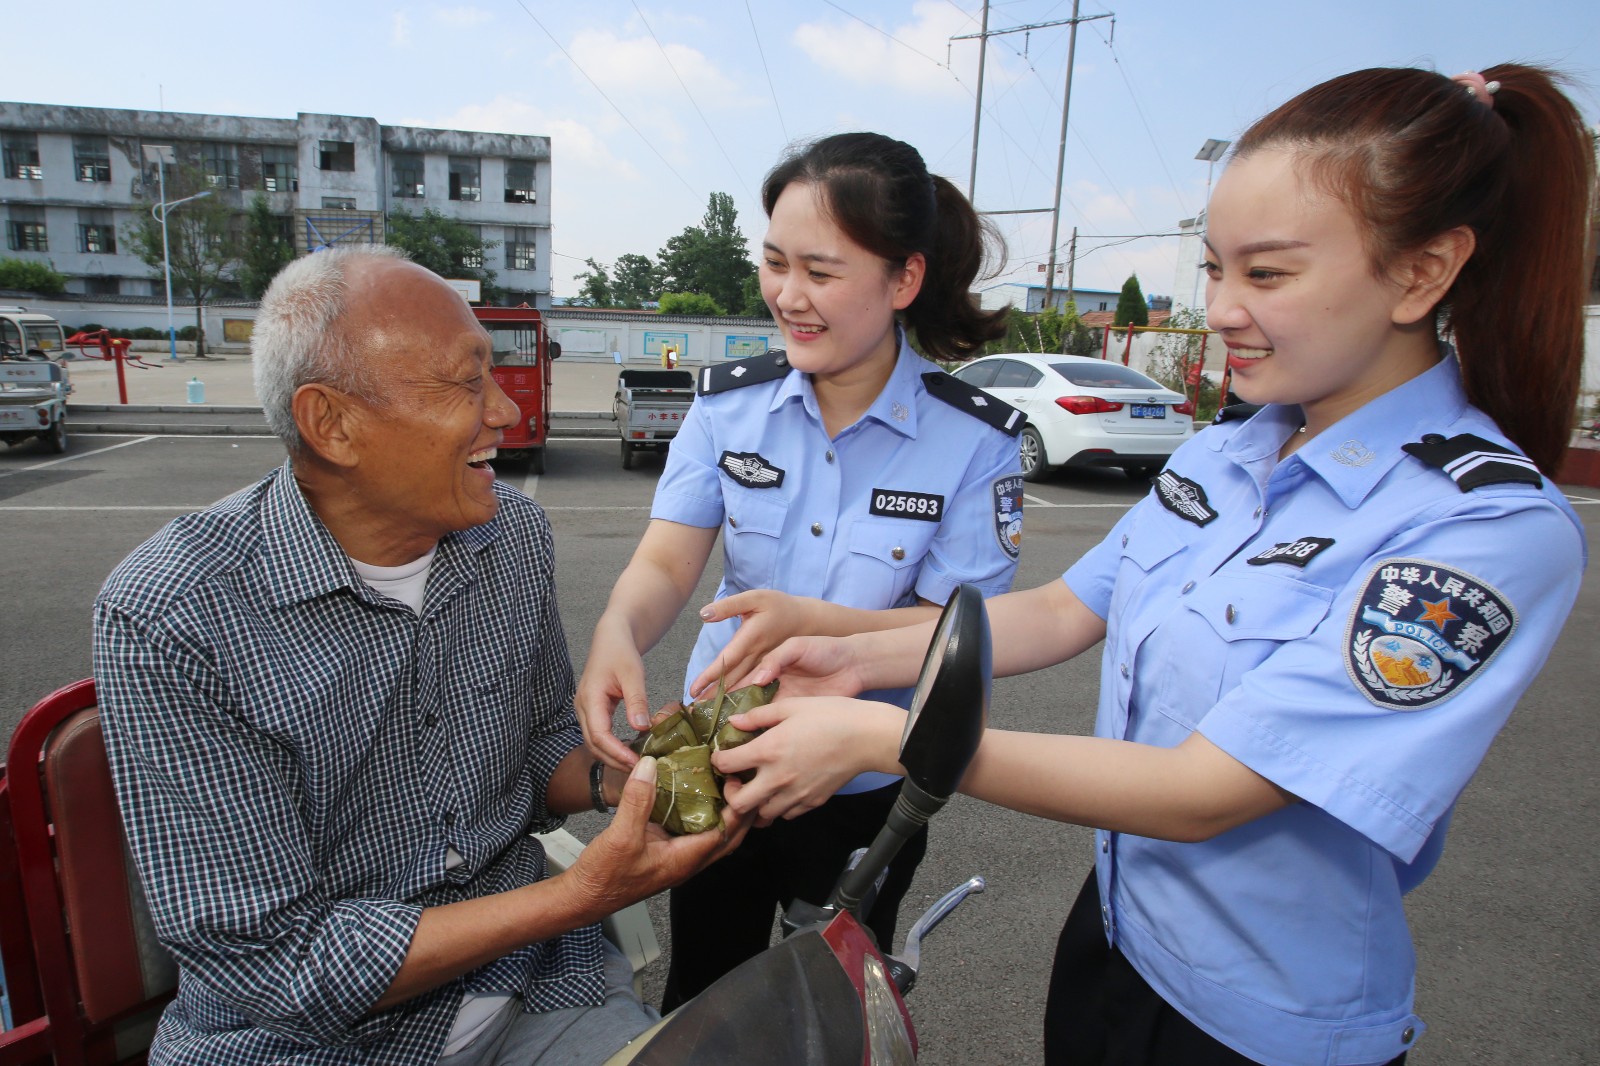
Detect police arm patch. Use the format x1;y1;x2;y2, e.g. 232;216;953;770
1344;558;1517;711
992;474;1024;560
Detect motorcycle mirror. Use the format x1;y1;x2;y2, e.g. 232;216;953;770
896;583;991;799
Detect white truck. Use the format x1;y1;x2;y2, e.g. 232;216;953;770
613;368;696;470
0;308;71;454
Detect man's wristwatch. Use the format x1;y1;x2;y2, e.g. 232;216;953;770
589;759;615;814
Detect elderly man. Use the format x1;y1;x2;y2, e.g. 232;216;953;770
92;246;738;1064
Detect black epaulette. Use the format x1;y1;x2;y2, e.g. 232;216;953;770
1401;432;1542;491
697;350;792;396
1211;401;1263;425
921;372;1024;437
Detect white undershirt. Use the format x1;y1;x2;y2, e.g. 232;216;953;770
351;547;510;1055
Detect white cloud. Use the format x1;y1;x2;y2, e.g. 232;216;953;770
567;29;739;100
791;0;974;98
417;96;639;179
390;11;412;48
432;5;492;29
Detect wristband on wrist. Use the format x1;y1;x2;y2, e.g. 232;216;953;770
589;759;614;813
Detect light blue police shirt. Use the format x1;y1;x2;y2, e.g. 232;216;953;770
652;336;1023;792
1063;354;1584;1066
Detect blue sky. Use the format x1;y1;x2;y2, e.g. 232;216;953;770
7;1;1598;301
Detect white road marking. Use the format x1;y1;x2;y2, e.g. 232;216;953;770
0;435;156;478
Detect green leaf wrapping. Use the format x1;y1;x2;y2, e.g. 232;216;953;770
631;681;778;834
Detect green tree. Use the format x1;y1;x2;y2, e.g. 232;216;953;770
740;272;770;319
987;302;1096;357
574;257;614;307
1114;274;1150;327
657;192;756;314
657;291;725;316
236;195;296;299
1143;306;1220;421
612;253;663;309
385;207;499;300
0;257;67;296
124;164;242;355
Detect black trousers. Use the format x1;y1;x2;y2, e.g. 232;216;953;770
1045;871;1407;1066
659;781;928;1012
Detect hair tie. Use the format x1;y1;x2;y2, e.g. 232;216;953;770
1452;71;1500;108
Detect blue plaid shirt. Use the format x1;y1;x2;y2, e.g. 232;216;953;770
93;463;603;1065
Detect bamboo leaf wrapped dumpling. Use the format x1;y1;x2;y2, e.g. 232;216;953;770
630;680;778;834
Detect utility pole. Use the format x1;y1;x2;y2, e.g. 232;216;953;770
951;5;1111;310
1065;227;1078;310
966;0;990;200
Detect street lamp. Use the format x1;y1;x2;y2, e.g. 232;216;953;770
141;144;213;362
1189;138;1231;311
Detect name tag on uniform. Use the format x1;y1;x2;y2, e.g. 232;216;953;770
1247;537;1334;568
869;488;944;522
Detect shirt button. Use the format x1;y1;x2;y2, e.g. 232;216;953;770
1402;1027;1415;1044
1421;434;1445;445
728;516;739;529
825;450;835;463
443;812;457;827
1121;534;1129;548
891;546;905;561
1252;506;1262;519
424;713;439;727
811;522;823;536
1180;581;1195;594
1100;837;1109;853
1119;662;1130;678
1225;604;1237;624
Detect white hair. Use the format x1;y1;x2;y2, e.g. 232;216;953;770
251;244;409;453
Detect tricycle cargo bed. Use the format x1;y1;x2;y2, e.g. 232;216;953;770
618;369;695;391
614;368;696;469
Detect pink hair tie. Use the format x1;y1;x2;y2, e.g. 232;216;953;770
1452;71;1500;108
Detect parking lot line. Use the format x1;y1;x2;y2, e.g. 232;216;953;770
0;435;157;479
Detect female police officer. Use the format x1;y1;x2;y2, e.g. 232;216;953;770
717;65;1591;1065
575;132;1023;1008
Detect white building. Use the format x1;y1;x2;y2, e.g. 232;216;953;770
0;102;552;306
980;281;1170;316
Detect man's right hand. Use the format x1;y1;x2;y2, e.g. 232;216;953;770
558;756;746;923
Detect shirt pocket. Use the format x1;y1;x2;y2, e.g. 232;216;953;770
1107;515;1189;624
1147;571;1334;730
843;516;939;606
721;485;789;593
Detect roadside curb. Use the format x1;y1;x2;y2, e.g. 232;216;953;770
65;406;619;439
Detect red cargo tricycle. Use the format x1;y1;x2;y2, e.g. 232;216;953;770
475;305;560;474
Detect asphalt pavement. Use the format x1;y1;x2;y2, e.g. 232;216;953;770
2;402;1597;1063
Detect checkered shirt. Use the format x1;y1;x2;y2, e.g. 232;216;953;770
92;462;603;1065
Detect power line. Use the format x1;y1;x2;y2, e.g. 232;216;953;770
631;1;757;206
1090;21;1187;211
511;0;700;200
743;0;789;144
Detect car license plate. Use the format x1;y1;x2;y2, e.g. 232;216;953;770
1131;404;1165;419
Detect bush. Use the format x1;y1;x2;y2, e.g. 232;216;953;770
176;326;199;341
0;257;67;295
657;291;725;316
129;327;166;340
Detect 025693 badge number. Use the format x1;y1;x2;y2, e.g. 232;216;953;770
869;489;944;522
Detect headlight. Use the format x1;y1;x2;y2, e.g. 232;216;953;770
861;952;915;1065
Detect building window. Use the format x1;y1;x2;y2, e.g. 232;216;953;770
3;132;42;180
6;211;47;252
74;135;111;182
321;197;357;210
448;156;480;202
260;146;298;192
457;226;485;269
201;143;239;189
83;276;120;296
504;161;537;204
77;210;117;254
318;140;355;171
506;227;538;271
391;152;425;198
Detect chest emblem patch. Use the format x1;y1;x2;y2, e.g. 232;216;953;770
1247;536;1334;568
1345;558;1516;711
992;475;1024;560
719;451;785;489
1331;440;1376;467
1154;471;1216;526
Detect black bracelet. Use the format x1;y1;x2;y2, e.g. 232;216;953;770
589;759;613;813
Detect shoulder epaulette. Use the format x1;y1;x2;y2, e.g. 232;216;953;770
1211;401;1263;425
697;350;792;396
920;372;1024;437
1401;432;1542;491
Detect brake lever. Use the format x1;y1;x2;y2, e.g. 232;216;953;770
887;875;986;994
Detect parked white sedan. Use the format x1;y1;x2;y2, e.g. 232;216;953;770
951;353;1195;481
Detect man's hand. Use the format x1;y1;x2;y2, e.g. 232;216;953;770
556;755;746;923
